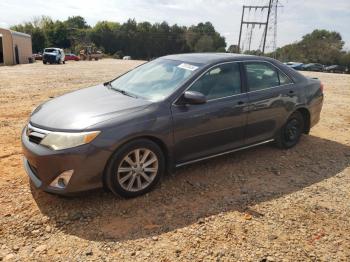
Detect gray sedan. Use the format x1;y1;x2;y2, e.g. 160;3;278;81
22;53;324;197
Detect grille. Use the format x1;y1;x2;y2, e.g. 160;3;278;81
43;54;56;62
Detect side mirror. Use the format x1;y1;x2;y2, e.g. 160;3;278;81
183;91;207;105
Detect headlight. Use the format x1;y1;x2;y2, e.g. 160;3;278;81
40;131;100;150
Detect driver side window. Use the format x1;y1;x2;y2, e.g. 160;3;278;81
188;63;241;100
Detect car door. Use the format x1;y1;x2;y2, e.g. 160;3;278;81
243;61;296;145
171;62;249;164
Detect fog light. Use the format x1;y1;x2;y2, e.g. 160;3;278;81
50;170;74;189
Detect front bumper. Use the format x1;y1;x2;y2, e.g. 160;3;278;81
43;55;57;63
21;126;111;195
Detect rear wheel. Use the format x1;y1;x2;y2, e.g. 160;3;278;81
275;111;304;149
105;139;165;198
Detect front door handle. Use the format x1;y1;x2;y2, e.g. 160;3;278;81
237;101;245;105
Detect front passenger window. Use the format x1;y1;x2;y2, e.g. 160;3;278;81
189;63;241;100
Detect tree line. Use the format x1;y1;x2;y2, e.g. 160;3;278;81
232;29;350;67
10;16;226;59
11;17;350;67
274;29;350;67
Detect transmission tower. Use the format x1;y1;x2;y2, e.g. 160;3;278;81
237;0;282;55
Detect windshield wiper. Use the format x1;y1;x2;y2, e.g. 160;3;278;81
111;87;138;98
104;81;138;98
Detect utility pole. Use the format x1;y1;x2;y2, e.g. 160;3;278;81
237;6;245;53
237;5;270;54
237;0;281;55
272;0;279;58
262;0;273;54
248;25;254;51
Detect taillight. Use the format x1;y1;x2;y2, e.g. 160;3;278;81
320;83;324;93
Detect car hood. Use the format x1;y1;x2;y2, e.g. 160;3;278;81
43;52;57;56
30;85;152;131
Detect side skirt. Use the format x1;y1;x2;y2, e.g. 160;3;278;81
175;139;274;168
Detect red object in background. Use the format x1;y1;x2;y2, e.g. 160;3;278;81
65;54;80;61
33;54;43;60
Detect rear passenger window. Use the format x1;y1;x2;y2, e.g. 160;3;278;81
245;62;292;91
279;71;293;85
189;63;241;100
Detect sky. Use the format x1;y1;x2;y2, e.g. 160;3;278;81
0;0;349;50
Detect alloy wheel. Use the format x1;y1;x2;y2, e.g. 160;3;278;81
117;148;159;192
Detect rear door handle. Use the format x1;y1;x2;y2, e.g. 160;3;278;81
237;101;245;105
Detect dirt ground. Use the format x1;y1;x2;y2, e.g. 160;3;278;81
0;59;349;261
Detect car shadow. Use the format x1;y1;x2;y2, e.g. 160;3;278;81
32;135;350;242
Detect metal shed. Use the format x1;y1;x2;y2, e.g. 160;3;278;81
0;28;33;66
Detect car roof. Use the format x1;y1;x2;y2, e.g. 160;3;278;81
163;52;308;83
162;53;265;65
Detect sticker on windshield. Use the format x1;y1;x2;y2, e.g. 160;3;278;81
177;63;199;71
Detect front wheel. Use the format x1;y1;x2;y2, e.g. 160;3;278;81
105;139;165;198
275;111;304;149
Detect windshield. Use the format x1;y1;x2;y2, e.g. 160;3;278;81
44;49;58;53
110;58;202;101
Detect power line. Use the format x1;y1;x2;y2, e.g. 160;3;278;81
237;0;282;55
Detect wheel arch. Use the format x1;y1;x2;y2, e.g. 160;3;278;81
295;107;311;134
102;135;172;190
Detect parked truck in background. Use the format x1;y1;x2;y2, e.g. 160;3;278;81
79;46;103;61
43;48;65;64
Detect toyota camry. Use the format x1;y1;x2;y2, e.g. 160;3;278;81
22;53;324;197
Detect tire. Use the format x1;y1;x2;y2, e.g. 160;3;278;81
63;61;65;64
43;61;47;65
105;139;165;198
275;111;304;149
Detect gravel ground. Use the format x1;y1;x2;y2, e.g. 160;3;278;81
0;59;349;261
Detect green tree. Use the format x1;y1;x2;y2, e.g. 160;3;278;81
186;22;226;53
45;21;70;48
11;17;227;59
90;21;121;54
228;45;239;53
339;52;350;68
275;29;345;65
195;35;214;52
31;28;46;52
65;16;89;29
